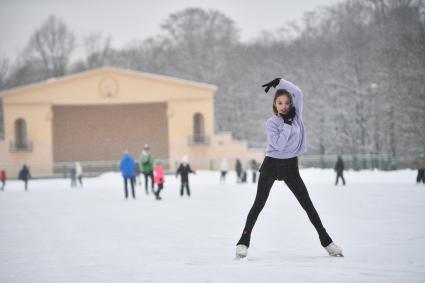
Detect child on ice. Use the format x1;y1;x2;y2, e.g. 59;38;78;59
176;155;195;197
153;161;165;200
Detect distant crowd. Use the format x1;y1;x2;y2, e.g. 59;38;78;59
1;152;424;194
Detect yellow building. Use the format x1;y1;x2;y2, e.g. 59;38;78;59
0;67;263;176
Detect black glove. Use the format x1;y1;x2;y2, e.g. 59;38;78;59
280;107;296;125
261;78;281;93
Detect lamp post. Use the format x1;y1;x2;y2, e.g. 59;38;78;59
370;83;379;169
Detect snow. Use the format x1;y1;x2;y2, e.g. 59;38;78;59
1;169;424;283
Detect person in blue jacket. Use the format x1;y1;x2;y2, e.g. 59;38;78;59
119;151;136;199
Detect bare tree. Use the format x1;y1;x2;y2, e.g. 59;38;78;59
83;32;112;69
159;8;240;82
25;15;75;78
118;36;172;73
0;58;9;90
0;58;7;139
6;57;47;88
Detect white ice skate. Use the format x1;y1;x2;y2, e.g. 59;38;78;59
325;242;344;257
235;244;248;259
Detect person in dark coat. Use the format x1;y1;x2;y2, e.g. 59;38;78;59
176;155;195;197
334;155;346;186
219;158;228;183
18;164;31;191
69;167;77;188
415;153;425;184
250;159;259;183
119;151;136;199
235;159;242;183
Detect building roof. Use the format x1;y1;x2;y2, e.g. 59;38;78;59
0;66;217;98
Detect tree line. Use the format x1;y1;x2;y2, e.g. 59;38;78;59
0;0;424;161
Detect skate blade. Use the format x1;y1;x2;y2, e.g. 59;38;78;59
331;253;344;257
235;255;247;260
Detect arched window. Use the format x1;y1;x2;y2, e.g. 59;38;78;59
15;118;28;150
193;113;205;143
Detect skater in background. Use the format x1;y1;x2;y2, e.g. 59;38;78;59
219;158;228;183
140;144;155;194
0;169;6;191
153;161;165;200
75;162;83;187
235;158;242;183
120;151;136;199
176;155;195;197
415;152;425;184
241;166;247;183
134;160;142;185
18;164;31;191
70;166;77;188
235;77;343;258
334;155;346;186
250;159;259;183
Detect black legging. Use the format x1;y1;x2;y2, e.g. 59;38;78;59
123;176;136;199
144;172;154;193
180;180;191;196
237;156;332;248
335;172;346;185
155;183;163;199
417;169;425;183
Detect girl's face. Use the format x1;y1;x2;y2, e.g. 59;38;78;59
274;94;292;115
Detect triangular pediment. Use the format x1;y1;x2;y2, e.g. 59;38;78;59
0;67;216;104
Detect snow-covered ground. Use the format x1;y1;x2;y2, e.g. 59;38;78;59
0;169;424;283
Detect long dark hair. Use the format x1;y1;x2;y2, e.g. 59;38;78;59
272;89;292;115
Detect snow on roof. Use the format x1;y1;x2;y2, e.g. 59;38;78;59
0;66;217;97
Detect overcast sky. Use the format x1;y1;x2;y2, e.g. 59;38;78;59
0;0;340;60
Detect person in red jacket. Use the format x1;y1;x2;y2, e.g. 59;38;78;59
153;161;165;200
0;169;6;191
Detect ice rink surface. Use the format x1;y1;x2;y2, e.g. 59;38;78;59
1;169;424;282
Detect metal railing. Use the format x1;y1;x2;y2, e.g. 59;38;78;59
188;134;210;145
299;154;400;171
0;153;418;179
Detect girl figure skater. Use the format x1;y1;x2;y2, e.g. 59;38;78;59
235;77;343;258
